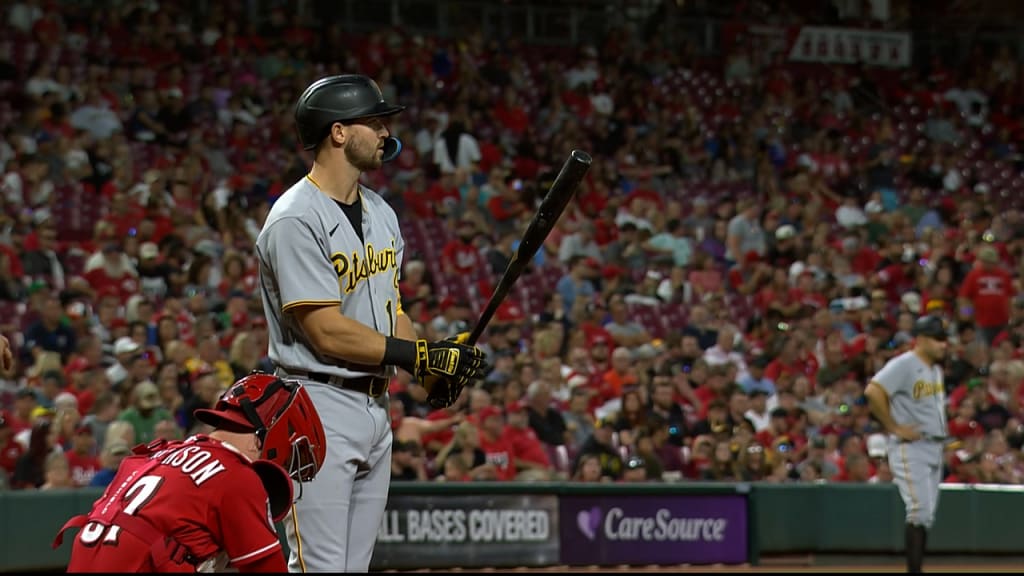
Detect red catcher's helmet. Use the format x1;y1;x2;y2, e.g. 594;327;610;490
194;372;326;482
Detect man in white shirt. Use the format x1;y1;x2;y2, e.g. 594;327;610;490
433;118;481;175
703;326;750;381
558;221;603;264
69;89;124;140
104;337;141;388
745;389;773;433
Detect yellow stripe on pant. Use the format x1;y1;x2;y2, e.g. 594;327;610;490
900;443;920;522
290;504;307;573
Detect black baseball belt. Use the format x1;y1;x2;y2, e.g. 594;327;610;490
277;369;389;398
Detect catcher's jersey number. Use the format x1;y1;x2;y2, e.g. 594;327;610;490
78;475;164;546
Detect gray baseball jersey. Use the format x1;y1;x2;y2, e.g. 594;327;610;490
871;349;946;529
255;177;404;379
870;350;946;438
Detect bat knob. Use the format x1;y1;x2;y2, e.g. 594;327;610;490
570;150;593;165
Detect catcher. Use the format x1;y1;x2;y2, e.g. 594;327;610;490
52;373;327;573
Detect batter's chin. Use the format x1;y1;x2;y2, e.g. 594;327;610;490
350;157;383;172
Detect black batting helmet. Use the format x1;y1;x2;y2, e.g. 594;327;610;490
294;74;406;160
911;315;947;341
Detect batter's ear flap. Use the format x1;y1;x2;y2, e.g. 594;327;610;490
252;459;294;523
382;136;402;162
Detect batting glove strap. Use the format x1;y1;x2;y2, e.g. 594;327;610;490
383;337;418;374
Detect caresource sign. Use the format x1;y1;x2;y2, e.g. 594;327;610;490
560;495;748;565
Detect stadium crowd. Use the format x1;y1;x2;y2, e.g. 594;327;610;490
2;0;1024;491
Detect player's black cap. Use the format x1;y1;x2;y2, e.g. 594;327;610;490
294;74;406;152
911;315;947;341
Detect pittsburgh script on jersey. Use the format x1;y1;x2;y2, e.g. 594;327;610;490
912;380;943;400
331;240;399;294
149;443;227;486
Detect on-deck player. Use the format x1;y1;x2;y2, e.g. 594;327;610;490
864;315;949;574
53;373;327;573
258;74;488;572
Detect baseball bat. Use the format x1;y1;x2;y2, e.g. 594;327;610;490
466;149;593;345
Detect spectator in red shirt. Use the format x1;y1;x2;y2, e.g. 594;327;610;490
947;394;986;440
65;424;101;487
441;219;485;278
426;171;462;218
493;86;529;136
502;401;553;478
764;336;816;384
83;243;139;303
419;392;471;456
0;411;24;484
476;406;517;481
945;453;980;484
958;245;1015;345
487;178;527;228
835;452;872;483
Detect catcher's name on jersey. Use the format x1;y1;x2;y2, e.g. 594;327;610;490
331;239;399;295
147;441;228;486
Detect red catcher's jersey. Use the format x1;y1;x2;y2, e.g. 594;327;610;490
67;435;284;572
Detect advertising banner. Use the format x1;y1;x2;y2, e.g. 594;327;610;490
371;493;560;569
560;494;747;565
787;26;912;68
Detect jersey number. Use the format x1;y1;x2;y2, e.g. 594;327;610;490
385;299;395;337
79;475;164;545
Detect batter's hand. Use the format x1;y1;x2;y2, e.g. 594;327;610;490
421;374;464;409
413;333;488;385
892;423;922;442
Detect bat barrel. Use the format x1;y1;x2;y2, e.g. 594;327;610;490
466;149;593;346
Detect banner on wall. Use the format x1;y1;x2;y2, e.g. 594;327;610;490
559;494;748;565
370;493;560;569
787;26;912;68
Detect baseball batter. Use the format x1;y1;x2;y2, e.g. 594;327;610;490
257;74;488;572
865;315;949;574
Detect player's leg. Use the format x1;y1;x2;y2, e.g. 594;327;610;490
918;443;945;572
343;398;394;572
889;440;927;573
284;385;373;572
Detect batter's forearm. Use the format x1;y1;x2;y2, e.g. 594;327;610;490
865;382;898;432
395;312;417;340
297;306;389;366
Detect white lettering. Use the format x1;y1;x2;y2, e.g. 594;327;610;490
377;510;405;543
386;508;551;544
165;445;198;467
189;461;226;486
158;445;225;486
406;509;466;543
603;507;729;542
180;451;211;474
468;510;549;542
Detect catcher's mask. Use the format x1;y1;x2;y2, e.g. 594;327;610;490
194;372;326;483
